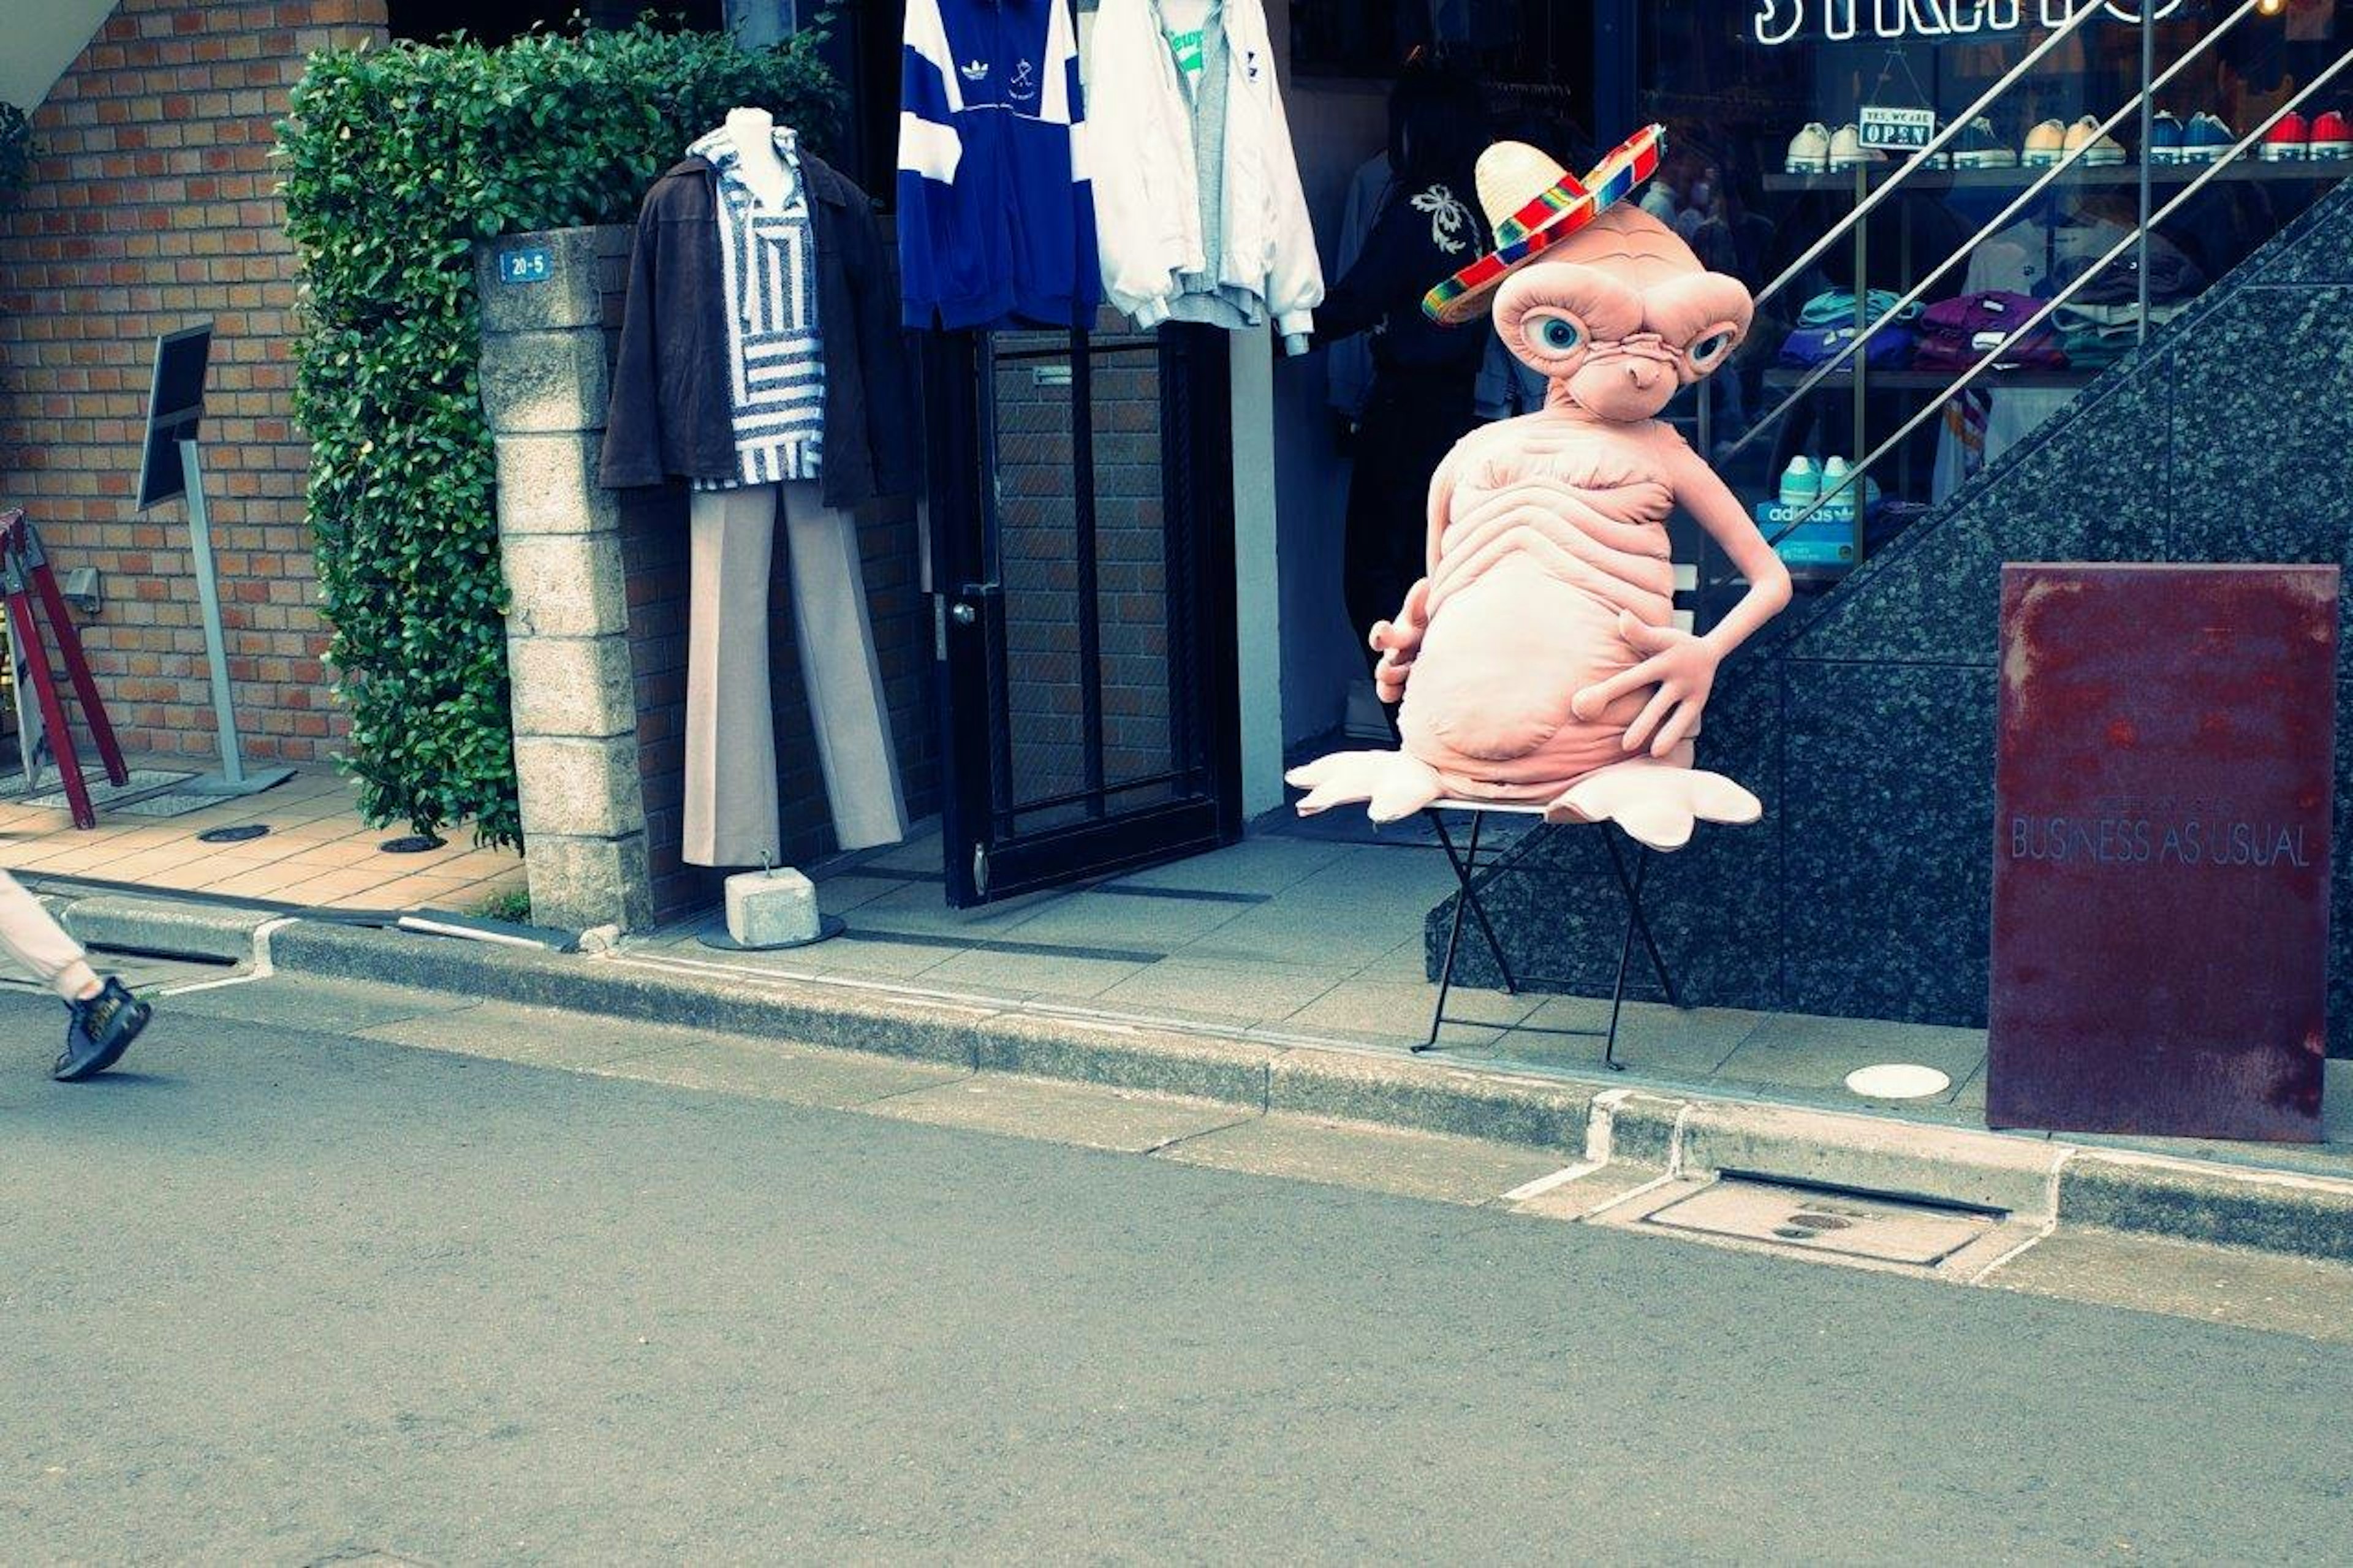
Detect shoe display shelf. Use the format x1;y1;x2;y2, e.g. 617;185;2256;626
1700;138;2350;618
1761;366;2096;391
1763;157;2353;192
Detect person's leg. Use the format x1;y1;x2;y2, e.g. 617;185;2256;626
0;869;150;1081
0;868;99;1001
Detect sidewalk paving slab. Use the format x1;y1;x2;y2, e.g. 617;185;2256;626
161;974;481;1035
870;1075;1253;1154
1;763;523;912
1984;1227;2353;1344
1159;1113;1571;1205
355;1001;703;1071
588;1036;970;1110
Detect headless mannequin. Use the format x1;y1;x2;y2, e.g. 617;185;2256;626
683;107;909;868
725;105;789;206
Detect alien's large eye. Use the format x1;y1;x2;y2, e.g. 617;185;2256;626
1686;325;1738;369
1535;316;1583;354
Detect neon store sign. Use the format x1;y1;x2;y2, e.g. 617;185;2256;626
1752;0;2186;45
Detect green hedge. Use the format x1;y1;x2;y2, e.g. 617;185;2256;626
277;22;840;846
0;102;30;213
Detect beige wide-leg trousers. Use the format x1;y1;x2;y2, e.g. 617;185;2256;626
683;482;909;867
0;869;98;1001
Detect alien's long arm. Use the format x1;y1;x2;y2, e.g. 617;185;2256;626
1672;434;1792;662
1571;434;1791;756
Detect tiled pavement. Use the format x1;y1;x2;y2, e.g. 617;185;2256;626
0;763;525;914
633;819;2007;1113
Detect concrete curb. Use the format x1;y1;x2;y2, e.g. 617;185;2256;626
62;895;283;964
66;894;2353;1263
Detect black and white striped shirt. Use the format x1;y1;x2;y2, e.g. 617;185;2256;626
688;126;826;490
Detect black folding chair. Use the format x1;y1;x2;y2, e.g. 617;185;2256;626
1421;801;1680;1070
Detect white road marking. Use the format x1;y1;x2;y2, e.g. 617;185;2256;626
1966;1147;2076;1284
1502;1162;1602;1203
152;917;297;996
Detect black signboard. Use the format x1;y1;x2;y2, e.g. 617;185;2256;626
134;324;213;513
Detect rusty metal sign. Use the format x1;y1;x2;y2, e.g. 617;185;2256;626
1989;563;2337;1142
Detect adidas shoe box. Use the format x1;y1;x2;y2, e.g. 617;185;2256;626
1754;498;1860;572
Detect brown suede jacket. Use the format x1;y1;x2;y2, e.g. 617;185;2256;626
598;148;921;508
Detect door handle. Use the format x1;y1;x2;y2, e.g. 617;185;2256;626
947;580;1000;629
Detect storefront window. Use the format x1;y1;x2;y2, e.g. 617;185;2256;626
1629;1;2344;577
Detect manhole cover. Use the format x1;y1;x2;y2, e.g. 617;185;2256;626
197;824;271;844
379;834;445;855
1644;1179;1998;1267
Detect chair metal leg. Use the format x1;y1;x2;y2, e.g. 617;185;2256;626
1602;846;1645;1071
1429;809;1518;993
1601;829;1680;1008
1600;838;1656;1069
1422;809;1484;1052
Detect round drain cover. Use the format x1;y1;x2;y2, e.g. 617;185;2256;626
196;824;270;844
379;834;445;855
1844;1063;1952;1100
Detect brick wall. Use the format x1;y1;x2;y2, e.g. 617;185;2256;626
0;0;387;765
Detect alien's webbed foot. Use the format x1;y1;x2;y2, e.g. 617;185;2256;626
1544;759;1761;852
1285;751;1446;823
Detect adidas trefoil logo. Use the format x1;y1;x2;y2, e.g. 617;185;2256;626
960;58;989;81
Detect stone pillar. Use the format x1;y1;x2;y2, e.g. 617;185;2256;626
476;227;654;931
724;0;796;48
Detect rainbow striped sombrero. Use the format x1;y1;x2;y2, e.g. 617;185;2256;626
1423;125;1667;327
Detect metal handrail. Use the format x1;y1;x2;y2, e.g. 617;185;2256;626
1720;0;2264;468
1773;45;2353;547
1748;0;2113;316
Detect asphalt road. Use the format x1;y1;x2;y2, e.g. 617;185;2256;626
2;986;2347;1565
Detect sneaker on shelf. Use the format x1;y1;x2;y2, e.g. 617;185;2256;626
1778;455;1821;509
1786;121;1832;173
2184;112;2236;164
2261;110;2310;162
2146;110;2186;166
2021;118;2067;168
1817;456;1859;522
1952;116;2018;170
2311;110;2353;157
1827;124;1885;172
2063;115;2127;167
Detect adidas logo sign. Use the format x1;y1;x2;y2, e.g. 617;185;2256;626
960;58;988;81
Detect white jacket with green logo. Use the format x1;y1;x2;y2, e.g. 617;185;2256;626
1085;0;1323;349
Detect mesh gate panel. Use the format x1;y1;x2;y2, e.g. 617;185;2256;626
985;327;1182;833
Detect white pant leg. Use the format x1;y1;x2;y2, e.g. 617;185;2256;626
684;487;783;868
0;869;97;1001
781;482;907;852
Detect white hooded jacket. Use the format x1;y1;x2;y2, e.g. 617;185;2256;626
1086;0;1324;347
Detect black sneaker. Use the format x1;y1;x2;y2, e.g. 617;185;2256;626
1951;116;2020;170
54;977;150;1082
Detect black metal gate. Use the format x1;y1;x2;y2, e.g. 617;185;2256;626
925;324;1242;907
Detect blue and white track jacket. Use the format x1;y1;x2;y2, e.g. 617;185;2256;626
898;0;1102;330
